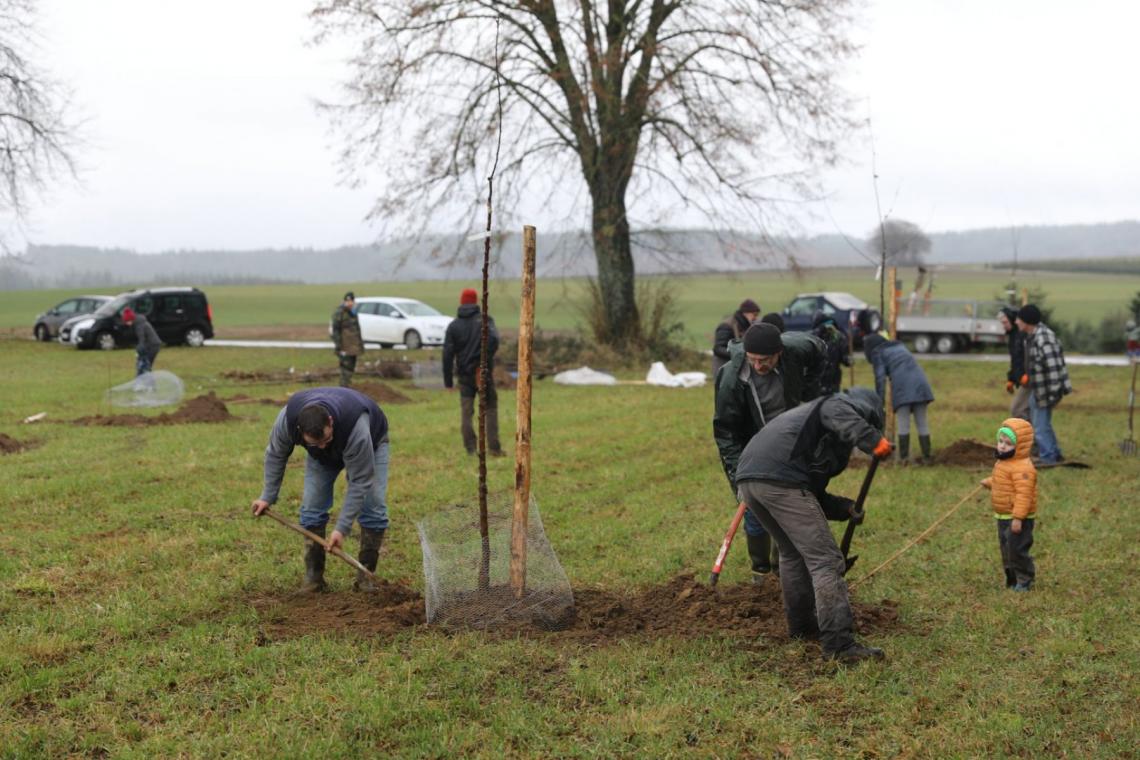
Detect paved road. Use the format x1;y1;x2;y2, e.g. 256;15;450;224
206;339;1129;366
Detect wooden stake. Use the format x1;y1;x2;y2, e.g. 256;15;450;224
510;226;537;598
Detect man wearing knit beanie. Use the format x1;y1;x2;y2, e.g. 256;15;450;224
331;292;363;386
713;320;828;583
443;288;504;456
1015;304;1071;464
711;298;760;376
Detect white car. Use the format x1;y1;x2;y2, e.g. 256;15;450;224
338;297;453;349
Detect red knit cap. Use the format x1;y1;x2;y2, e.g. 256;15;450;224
121;307;136;323
460;288;478;305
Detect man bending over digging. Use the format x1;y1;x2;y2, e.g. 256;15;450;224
251;387;390;593
735;387;893;664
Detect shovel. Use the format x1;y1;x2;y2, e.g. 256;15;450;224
259;507;378;583
708;502;748;587
840;455;880;574
1121;363;1138;456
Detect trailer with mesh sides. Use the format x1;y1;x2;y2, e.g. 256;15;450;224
896;299;1006;354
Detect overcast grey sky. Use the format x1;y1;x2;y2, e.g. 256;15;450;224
16;0;1140;252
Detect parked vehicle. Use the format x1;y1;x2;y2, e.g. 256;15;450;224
781;292;882;348
334;297;452;349
32;295;112;341
63;287;214;350
895;299;1006;353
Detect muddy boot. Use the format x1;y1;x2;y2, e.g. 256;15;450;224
353;527;385;592
828;642;886;664
918;434;932;464
1004;569;1017;589
896;434;910;465
746;533;773;583
301;527;327;593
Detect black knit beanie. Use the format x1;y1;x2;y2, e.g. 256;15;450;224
1017;304;1041;325
743;323;782;355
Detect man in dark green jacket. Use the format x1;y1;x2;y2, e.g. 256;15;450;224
331;292;364;387
712;322;827;581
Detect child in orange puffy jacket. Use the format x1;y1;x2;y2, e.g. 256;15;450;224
980;418;1037;591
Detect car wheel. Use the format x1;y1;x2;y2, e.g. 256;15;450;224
34;324;51;342
96;332;117;351
184;327;206;347
912;334;933;353
403;330;422;350
935;334;957;354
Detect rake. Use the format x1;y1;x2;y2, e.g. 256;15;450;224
1121;363;1138;456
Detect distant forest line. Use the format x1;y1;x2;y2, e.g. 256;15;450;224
2;220;1138;291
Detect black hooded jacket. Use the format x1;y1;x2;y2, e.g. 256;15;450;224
442;303;499;388
1001;307;1026;383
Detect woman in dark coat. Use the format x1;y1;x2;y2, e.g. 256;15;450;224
999;307;1030;422
711;298;760;376
863;334;935;463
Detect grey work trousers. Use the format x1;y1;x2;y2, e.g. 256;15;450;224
1010;385;1031;422
895;402;930;436
738;480;856;654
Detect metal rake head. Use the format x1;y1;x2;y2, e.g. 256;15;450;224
1120;438;1138;456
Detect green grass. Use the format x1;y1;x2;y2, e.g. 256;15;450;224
5;265;1140;348
1;336;1138;757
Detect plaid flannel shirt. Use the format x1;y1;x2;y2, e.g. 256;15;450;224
1028;323;1072;406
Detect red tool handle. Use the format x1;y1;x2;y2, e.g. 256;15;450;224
709;502;748;586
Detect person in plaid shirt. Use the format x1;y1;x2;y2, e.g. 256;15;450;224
1015;304;1072;464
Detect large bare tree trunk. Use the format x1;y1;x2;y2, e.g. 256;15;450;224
591;193;639;346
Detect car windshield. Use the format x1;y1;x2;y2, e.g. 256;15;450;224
93;296;131;317
825;293;867;310
393;301;441;317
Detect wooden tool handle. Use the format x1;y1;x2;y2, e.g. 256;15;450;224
260;508;376;580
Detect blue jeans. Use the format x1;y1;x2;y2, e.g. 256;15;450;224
1029;393;1062;463
136;350;157;376
299;441;390;533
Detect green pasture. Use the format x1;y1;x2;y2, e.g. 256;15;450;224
1;337;1138;757
4;265;1139;348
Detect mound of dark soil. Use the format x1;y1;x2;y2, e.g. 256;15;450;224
223;360;413;384
352;381;413;405
223;394;289;406
1;432;26;454
931;438;995;468
74;392;236;427
250;572;900;646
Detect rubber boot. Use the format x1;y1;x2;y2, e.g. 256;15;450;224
302;527;327;593
1004;569;1017;589
460;396;477;454
746;533;773;583
918;434;932;465
353;528;385;592
896;434;910;465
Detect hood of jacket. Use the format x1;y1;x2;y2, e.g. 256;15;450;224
1002;417;1035;460
844;386;886;432
862;333;888;360
456;303;481;319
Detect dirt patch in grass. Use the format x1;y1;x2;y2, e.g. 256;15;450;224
250;572;900;646
223;393;289;407
849;438;995;469
73;392;237;427
223;360;414;384
1;432;31;454
352;381;413;405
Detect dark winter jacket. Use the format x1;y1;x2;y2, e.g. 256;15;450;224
712;331;827;493
331;304;364;356
133;314;161;355
1000;307;1026;384
862;334;935;411
813;320;851;395
712;311;752;375
443;303;499;388
734;387;885;493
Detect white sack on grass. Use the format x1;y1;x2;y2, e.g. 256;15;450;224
106;370;185;407
646;362;706;388
553;366;617;386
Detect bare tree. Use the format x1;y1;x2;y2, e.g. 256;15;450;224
866;218;931;268
313;0;859;346
0;0;76;237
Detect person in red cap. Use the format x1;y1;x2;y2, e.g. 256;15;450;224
442;288;504;456
121;306;162;380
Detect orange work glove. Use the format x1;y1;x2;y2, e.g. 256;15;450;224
1020;374;1029;386
1005;380;1015;394
872;437;893;460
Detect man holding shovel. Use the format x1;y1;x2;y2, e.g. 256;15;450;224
734;387;893;664
713;322;827;582
251;387;390;593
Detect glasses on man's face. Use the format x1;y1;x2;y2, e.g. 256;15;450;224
304;425;334;449
746;353;779;373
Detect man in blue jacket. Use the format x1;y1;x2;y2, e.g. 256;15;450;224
251;387;390;593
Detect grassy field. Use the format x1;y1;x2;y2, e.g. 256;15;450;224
1;335;1138;757
4;265;1140;348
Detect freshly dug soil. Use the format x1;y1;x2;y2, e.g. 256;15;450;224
223;360;413;384
351;381;413;405
223;394;289;406
250;572;900;646
74;392;237;427
849;438;995;469
0;432;26;454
